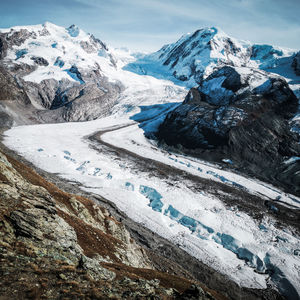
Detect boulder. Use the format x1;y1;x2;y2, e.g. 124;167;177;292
30;56;49;66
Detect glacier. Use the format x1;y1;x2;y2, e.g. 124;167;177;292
1;23;300;299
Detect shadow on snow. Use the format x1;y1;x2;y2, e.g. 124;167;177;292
129;102;180;139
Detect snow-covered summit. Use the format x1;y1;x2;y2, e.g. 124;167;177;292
0;22;130;121
0;22;186;122
125;27;297;88
154;27;250;79
0;22;116;83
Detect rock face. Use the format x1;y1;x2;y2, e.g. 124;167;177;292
292;51;300;76
0;64;35;127
0;149;220;299
158;66;300;195
0;65;29;103
0;22;123;123
0;149;151;270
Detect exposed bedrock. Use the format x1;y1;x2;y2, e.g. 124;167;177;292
0;149;222;299
292;51;300;76
158;66;300;195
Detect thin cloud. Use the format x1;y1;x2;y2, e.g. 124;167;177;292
0;0;299;51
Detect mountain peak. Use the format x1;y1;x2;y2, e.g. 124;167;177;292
181;26;227;43
127;26;296;88
43;21;59;28
193;26;220;36
0;21;116;85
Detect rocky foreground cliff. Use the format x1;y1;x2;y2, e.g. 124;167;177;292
0;149;222;299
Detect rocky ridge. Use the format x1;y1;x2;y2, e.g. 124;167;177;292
158;66;300;196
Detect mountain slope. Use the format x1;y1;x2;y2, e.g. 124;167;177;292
0;22;123;122
125;27;299;98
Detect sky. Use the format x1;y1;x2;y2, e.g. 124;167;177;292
0;0;299;52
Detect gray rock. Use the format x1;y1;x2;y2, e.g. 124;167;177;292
292;51;300;76
6;28;36;46
30;56;49;66
158;66;300;195
0;34;8;59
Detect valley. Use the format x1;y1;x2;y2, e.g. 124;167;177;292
1;23;300;299
3;101;300;299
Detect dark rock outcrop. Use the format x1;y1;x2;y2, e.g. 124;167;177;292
292;51;300;76
6;28;36;46
0;65;34;127
158;66;300;195
0;65;29;102
30;56;49;66
0;34;8;60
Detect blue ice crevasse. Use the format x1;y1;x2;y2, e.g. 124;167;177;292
139;185;164;212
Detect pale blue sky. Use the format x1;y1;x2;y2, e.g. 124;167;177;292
0;0;299;52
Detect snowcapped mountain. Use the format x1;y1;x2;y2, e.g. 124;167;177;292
1;23;299;123
0;22;117;83
125;27;299;95
0;22;125;122
155;39;300;197
0;22;186;124
151;27;252;81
